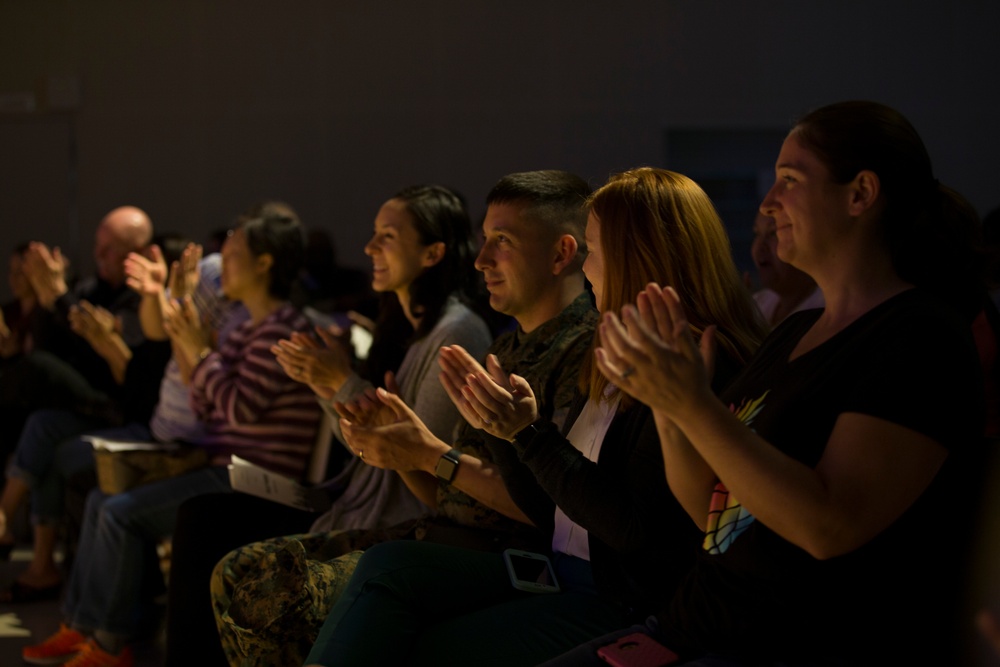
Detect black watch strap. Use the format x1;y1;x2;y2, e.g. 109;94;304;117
512;419;545;446
435;448;462;482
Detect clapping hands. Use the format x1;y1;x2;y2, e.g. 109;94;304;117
594;283;716;419
438;345;537;442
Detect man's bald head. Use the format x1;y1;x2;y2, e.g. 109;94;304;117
95;206;153;286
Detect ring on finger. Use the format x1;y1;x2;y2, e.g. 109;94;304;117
358;449;365;461
621;365;637;380
483;417;493;427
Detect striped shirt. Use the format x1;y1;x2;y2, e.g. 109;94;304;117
189;303;321;478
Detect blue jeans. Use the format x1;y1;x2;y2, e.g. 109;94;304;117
64;466;232;638
306;541;629;667
7;408;113;522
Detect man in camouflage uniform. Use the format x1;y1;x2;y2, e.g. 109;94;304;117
211;170;597;666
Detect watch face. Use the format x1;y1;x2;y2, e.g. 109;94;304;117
436;450;460;482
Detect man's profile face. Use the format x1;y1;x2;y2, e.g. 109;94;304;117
475;202;556;327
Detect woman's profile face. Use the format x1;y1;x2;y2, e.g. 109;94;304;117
220;228;264;301
759;130;853;274
582;211;606;311
364;199;437;298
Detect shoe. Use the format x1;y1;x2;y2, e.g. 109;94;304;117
63;640;133;667
22;623;86;664
0;578;62;603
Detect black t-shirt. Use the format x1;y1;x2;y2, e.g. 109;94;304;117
659;289;985;664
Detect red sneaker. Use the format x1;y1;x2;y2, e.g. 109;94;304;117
22;624;86;665
62;640;133;667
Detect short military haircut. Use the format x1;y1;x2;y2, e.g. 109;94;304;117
485;170;591;250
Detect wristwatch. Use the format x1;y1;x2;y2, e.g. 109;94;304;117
434;448;462;483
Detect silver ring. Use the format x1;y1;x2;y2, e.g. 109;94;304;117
621;366;636;379
483;418;492;427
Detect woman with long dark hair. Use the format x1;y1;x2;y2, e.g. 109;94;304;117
271;184;491;529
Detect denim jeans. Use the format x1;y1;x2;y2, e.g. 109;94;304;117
64;466;232;638
7;408;114;522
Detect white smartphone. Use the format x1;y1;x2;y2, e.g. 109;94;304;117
503;548;560;594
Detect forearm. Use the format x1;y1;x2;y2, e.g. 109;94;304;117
397;470;439;508
173;340;197;385
96;336;133;385
673;397;864;559
447;454;533;525
654;410;716;528
409;435;533;525
139;292;169;341
515;409;672;551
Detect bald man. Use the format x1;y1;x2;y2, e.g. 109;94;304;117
93;206;153;290
24;206;153;351
0;206;156;427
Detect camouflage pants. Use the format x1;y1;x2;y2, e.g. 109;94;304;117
210;522;421;667
210;531;363;667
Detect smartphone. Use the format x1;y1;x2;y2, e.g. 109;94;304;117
502;549;560;594
596;632;679;667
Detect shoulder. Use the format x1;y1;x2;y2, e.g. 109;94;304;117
432;299;491;341
246;304;309;342
529;293;598;352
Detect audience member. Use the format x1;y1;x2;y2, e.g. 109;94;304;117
0;244;38;463
546;100;987;666
0;207;153;436
0;296;172;602
0;244;37;361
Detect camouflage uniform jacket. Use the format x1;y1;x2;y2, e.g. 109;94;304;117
434;291;597;533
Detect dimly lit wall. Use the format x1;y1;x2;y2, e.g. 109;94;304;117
1;0;998;293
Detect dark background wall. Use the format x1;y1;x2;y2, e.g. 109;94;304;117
1;0;998;298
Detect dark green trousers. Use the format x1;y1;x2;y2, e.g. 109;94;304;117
305;540;628;666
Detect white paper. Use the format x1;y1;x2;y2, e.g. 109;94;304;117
228;455;316;512
84;437;180;453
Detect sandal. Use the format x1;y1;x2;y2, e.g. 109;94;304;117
0;579;62;603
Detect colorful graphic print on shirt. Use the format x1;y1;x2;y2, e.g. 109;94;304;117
703;391;768;555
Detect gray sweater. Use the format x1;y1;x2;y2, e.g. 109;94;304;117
310;297;491;532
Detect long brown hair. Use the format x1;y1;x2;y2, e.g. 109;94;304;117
582;167;767;403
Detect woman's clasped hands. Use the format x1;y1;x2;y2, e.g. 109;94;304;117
595;283;716;421
271;325;353;400
337;374;441;472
